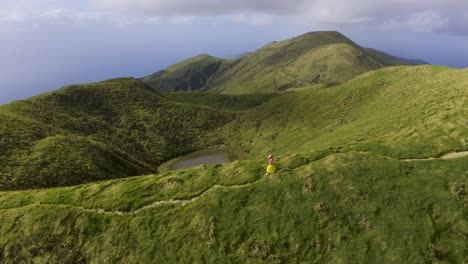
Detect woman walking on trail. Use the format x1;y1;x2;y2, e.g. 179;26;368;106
265;154;276;175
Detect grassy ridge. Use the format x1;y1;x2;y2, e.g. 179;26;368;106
143;31;415;94
0;152;466;263
0;64;466;262
221;66;468;159
205;31;391;94
142;54;223;92
1;65;466;190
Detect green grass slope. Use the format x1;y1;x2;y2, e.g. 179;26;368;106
0;78;235;190
221;65;468;160
163;92;278;111
208;31;384;94
0;64;466;262
143;31;418;94
0;152;466;263
142;54;223;92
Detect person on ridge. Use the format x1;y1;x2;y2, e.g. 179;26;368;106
265;154;276;175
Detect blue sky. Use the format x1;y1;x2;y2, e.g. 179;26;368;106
1;0;468;104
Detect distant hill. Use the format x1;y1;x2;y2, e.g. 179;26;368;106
143;31;426;94
398;58;430;65
363;47;430;66
142;54;223;92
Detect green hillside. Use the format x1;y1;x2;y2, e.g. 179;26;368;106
143;31;417;94
0;64;467;262
221;65;467;159
0;151;466;263
0;78;236;190
142;54;223;92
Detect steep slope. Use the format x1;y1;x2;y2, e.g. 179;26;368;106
143;31;419;94
208;31;384;93
0;78;235;190
221;65;468;159
142;54;223;92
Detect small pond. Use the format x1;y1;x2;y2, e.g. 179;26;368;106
170;150;232;170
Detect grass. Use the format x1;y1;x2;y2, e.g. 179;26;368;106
208;31;388;94
0;152;465;263
0;78;236;190
143;31;415;94
0;45;466;262
163;92;278;111
1;65;467;190
220;65;468;160
282;43;383;86
142;54;223;92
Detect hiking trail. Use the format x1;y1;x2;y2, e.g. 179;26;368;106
1;150;467;216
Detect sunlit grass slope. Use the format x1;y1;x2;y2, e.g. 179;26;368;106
221;65;468;159
143;31;416;94
0;152;466;263
209;32;385;94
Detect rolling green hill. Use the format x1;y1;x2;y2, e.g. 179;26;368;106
143;31;420;94
0;39;466;262
0;78;236;190
221;65;467;160
142;54;223;92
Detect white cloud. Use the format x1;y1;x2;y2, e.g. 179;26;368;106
408;11;449;33
39;8;69;18
0;14;24;23
89;0;302;16
1;0;468;35
87;0;468;35
145;16;161;25
231;13;274;26
87;0;466;18
170;16;194;25
0;2;126;31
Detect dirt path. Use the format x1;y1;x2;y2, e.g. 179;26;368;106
439;151;468;159
2;151;467;216
133;183;252;213
8;181;261;216
401;151;468;161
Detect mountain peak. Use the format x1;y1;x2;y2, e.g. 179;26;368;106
299;30;345;38
143;31;426;94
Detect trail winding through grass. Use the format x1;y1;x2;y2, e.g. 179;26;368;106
401;151;468;161
2;150;467;217
26;180;263;216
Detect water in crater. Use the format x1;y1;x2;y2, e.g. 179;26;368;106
170;150;232;170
